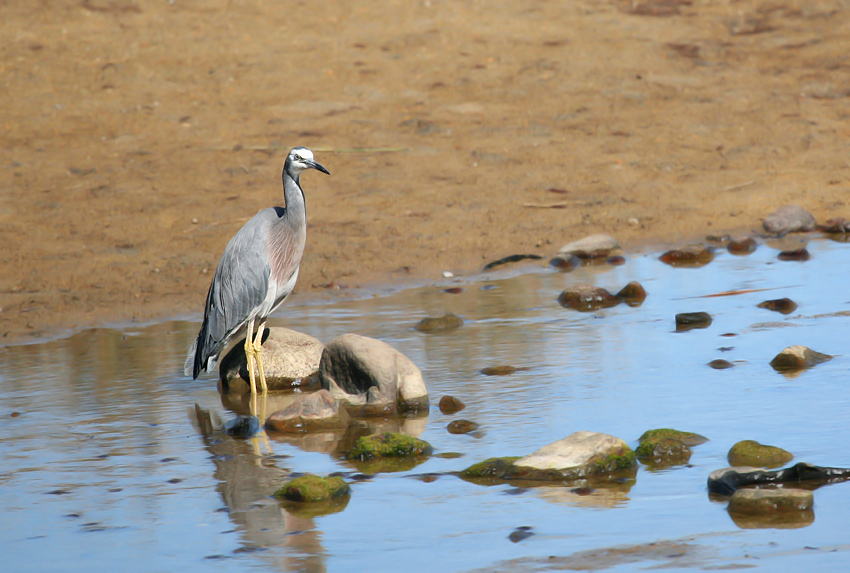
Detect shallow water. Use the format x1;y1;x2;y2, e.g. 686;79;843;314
3;237;850;572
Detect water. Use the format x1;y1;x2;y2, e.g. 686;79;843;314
2;237;850;572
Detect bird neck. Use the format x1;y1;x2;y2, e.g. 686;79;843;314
282;170;307;219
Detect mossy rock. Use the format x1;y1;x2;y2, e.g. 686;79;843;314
636;437;692;467
415;313;463;333
273;474;351;503
727;440;793;469
638;428;708;447
347;432;433;461
507;449;637;482
460;457;521;480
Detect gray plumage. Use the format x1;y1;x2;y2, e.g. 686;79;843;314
185;147;329;380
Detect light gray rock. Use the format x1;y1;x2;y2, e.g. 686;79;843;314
264;389;349;433
763;205;816;234
509;431;637;481
319;333;429;415
769;345;832;372
558;234;621;259
728;488;813;514
219;327;324;392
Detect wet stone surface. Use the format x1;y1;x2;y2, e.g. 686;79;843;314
414;313;464;333
675;312;713;332
757;298;798;314
557;284;622;312
659;245;715;267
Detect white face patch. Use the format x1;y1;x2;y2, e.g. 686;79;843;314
290;147;314;165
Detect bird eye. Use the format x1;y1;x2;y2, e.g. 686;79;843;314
294;155;303;161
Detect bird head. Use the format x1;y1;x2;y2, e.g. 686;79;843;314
285;147;330;178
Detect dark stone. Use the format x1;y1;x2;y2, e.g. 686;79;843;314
675;312;712;331
508;526;534;543
777;248;810;261
483;254;543;271
659;245;714;267
439;395;466;414
442;287;463;294
727;237;757;255
818;217;850;233
707;462;850;495
708;359;734;370
415;313;464;333
615;281;647;306
447;420;479;434
225;415;260;439
557;284;622;312
757;298;797;314
606;255;626;266
549;254;581;272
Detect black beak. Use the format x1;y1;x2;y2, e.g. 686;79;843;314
308;160;330;176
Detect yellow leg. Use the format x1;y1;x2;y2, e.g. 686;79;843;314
253;320;269;393
244;317;258;395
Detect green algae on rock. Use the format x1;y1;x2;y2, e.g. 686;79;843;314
273;474;351;503
727;440;793;469
638;428;709;447
347;432;433;461
460;457;521;480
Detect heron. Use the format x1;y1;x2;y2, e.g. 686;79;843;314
184;147;330;394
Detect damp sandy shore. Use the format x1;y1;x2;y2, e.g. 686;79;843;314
2;0;849;344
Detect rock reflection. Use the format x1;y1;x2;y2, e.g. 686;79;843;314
534;480;634;509
728;507;815;529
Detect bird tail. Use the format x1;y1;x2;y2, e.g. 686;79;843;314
184;333;221;379
183;338;199;378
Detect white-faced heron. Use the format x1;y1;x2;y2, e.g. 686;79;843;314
184;147;329;393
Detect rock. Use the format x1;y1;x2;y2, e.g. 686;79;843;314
777;248;810;261
273;474;350;502
757;298;797;314
706;234;731;245
447;420;479;434
508;431;637;481
480;365;517;376
707;358;734;369
675;312;712;332
763;205;816;234
482;254;543;271
460;457;521;480
557;234;621;259
615;281;647;306
225;415;260;438
818;217;850;233
636;437;692;467
708;462;850;495
769;345;832;372
727;237;757;255
415;313;463;333
727;440;793;468
549;254;581;272
659;245;714;267
638;428;708;446
728;488;813;514
319;333;429;415
606;255;626;266
508;526;534;543
346;432;432;460
439;395;466;414
557;284;622;312
264;389;349;433
219;327;324;392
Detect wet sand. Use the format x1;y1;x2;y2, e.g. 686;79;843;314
2;0;849;343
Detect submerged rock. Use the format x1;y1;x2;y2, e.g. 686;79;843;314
708;359;734;370
763;205;816;234
549;254;581;272
480;365;517;376
508;431;637;481
319;333;429;415
638;429;708;446
264;389;349;433
675;312;712;331
225;415;261;439
557;284;622;312
636;438;692;467
219;327;324;392
728;488;813;514
508;526;534;543
708;462;850;495
777;248;810;262
447;420;479;434
557;234;621;260
615;281;647;306
769;345;832;372
346;432;433;461
439;395;466;414
728;440;793;468
273;474;350;503
415;313;464;333
659;245;715;267
757;298;797;314
727;237;758;255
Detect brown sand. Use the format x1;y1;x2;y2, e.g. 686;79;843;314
2;0;849;343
